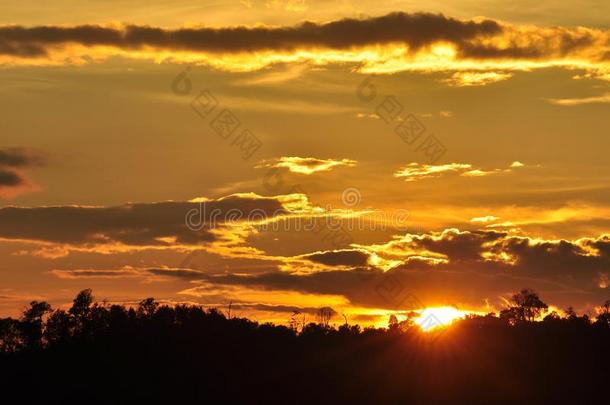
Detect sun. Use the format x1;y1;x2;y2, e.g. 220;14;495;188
415;306;473;332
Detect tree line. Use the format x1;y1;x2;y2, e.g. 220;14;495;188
1;288;609;403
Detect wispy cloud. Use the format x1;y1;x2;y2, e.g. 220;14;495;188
265;0;308;12
235;63;309;85
546;93;610;106
256;156;357;174
441;71;513;87
461;168;503;177
394;161;527;182
50;266;208;281
471;215;500;223
394;162;472;182
355;112;380;119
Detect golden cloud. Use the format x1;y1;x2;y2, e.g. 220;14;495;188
394;162;473;182
471;215;500;223
441;71;514;86
394;161;527;182
256;156;357;174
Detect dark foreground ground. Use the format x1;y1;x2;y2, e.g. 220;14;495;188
2;297;610;404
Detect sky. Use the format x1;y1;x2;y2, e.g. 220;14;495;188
0;0;609;327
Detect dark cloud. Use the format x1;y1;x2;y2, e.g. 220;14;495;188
51;266;208;280
0;194;289;248
190;229;610;311
193;264;601;313
459;27;603;60
0;148;44;190
303;249;370;267
46;228;610;311
1;12;607;78
171;228;610;311
51;268;140;279
146;267;208;280
0;12;501;56
197;269;382;307
0;148;44;168
231;303;334;316
488;236;610;278
559;31;597;55
0;170;24;187
459;43;544;59
388;229;610;289
408;229;508;262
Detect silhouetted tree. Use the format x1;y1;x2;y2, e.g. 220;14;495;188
594;299;610;327
137;297;159;319
44;309;74;344
338;323;361;336
317;307;335;327
289;310;301;332
0;317;22;352
603;299;610;313
564;306;577;320
302;322;330;338
69;289;93;332
499;307;520;325
399;311;419;331
108;304;129;329
543;311;561;323
388;314;399;330
20;301;52;349
563;306;591;326
501;289;548;323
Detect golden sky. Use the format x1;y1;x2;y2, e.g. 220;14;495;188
0;0;609;326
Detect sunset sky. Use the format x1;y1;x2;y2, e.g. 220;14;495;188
1;0;609;327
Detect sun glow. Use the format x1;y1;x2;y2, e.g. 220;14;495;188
415;306;474;332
